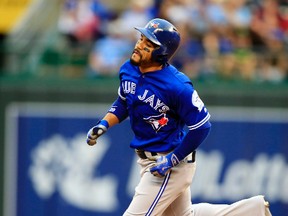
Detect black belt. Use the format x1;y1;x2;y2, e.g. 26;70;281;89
135;149;196;163
135;149;158;159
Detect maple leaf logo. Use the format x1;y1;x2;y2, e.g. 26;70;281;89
150;21;159;28
144;113;169;132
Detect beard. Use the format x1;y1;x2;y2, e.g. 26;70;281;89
130;52;155;67
130;57;156;67
130;56;140;66
130;49;141;66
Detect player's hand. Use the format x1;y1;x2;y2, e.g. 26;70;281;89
149;153;180;177
86;120;108;146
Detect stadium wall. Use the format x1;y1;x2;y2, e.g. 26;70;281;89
0;78;288;216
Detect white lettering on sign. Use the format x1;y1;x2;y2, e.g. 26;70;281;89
28;135;288;212
190;150;288;203
29;134;118;212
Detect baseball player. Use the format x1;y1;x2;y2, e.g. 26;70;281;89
87;18;209;215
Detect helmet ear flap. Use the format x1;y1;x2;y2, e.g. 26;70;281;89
156;55;168;63
152;46;168;63
153;54;169;63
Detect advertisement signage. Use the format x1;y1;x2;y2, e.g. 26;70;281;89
4;103;288;215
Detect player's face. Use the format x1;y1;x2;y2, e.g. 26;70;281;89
130;34;158;66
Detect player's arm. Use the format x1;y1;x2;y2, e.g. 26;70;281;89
86;94;128;146
102;112;120;127
150;87;211;177
172;122;211;160
150;123;211;177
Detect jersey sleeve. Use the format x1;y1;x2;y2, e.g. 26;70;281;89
107;87;128;122
175;83;210;130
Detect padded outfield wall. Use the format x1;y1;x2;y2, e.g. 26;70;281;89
0;77;288;216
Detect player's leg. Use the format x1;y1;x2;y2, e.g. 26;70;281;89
123;156;196;216
191;195;272;216
160;158;196;216
123;169;171;216
191;203;229;216
264;199;272;216
162;187;193;216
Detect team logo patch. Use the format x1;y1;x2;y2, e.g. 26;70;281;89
144;113;168;132
192;90;204;112
150;21;159;29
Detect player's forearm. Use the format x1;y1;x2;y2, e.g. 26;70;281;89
173;122;211;161
102;112;120;128
86;114;119;146
107;96;129;122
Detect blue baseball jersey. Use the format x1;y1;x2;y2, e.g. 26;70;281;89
110;60;210;152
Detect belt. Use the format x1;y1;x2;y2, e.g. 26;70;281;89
135;149;196;163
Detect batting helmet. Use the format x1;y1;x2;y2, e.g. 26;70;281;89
135;18;181;63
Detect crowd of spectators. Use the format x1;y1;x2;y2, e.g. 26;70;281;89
57;0;288;83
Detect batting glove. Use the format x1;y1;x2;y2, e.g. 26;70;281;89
150;152;180;177
86;120;109;146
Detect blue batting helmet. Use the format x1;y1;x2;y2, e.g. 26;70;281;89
135;18;181;63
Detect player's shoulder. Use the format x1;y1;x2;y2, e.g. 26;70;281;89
164;64;193;87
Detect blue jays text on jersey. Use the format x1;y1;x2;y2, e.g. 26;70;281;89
109;60;210;153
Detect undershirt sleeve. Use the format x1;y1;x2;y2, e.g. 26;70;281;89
107;96;128;123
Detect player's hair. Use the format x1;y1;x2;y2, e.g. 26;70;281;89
135;18;181;64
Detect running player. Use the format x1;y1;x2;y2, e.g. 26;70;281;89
87;18;209;216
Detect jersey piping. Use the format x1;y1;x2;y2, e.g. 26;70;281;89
187;113;211;131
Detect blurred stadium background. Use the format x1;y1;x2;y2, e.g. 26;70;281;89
0;0;288;215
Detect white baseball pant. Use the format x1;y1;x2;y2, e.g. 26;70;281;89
191;195;272;216
123;152;196;216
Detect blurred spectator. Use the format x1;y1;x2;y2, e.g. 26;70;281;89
233;29;257;82
256;52;288;83
112;0;154;40
171;23;205;79
250;0;285;51
158;0;228;33
58;0;113;46
278;0;288;45
200;0;228;33
87;20;134;77
86;0;153;76
158;0;195;24
200;29;234;76
216;53;237;81
222;0;252;29
53;0;288;84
